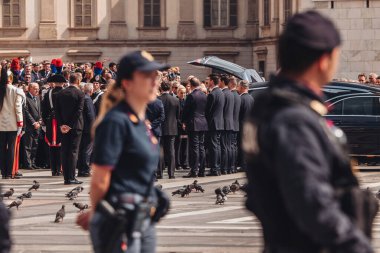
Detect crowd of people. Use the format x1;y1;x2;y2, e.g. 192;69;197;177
0;57;254;183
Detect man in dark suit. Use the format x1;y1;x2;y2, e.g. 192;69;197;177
159;81;180;179
77;83;96;177
205;74;225;176
229;77;241;174
219;75;234;174
146;98;165;179
55;73;84;185
23;83;42;170
237;80;254;172
182;77;208;177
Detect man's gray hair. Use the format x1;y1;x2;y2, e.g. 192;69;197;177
239;80;249;89
83;83;94;94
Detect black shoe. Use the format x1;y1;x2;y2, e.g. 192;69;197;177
221;171;227;175
176;166;183;171
198;172;205;177
78;172;91;177
226;170;232;174
64;179;83;185
52;172;62;176
183;172;197;178
169;176;176;179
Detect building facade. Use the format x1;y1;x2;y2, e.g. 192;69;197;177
300;0;380;80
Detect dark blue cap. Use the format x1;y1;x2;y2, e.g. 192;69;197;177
282;10;341;51
118;50;170;80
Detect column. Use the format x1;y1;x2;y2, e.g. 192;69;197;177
177;0;196;40
39;0;57;39
109;0;128;40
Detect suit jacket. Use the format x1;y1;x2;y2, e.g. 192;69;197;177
24;92;42;131
205;87;225;131
55;85;85;130
91;90;104;116
160;93;180;136
222;88;234;131
239;92;254;128
178;98;187;135
146;99;165;138
83;94;96;133
182;88;208;132
231;90;241;132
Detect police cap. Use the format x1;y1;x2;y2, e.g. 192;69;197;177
117;50;170;80
47;74;66;83
282;10;341;51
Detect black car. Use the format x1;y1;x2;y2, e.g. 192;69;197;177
188;57;380;157
250;82;380;157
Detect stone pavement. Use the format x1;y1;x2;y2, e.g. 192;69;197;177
0;168;380;253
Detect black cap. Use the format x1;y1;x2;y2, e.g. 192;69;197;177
47;74;66;83
117;50;170;80
90;75;106;84
282;10;341;51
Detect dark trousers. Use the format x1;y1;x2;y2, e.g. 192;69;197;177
237;132;247;171
162;135;176;178
208;131;221;172
156;137;164;178
50;147;61;174
61;129;82;182
221;131;232;172
24;129;40;168
175;135;188;168
77;131;92;174
188;131;205;173
0;131;17;177
35;130;50;168
231;132;239;172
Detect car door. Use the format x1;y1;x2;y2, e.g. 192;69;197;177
335;96;380;156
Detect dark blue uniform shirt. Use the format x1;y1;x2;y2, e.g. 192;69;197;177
93;101;159;198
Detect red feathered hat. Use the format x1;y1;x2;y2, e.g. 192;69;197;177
94;61;103;69
11;58;20;71
55;58;63;68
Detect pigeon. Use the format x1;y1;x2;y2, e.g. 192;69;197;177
1;188;14;199
194;184;205;193
181;185;192;197
28;181;40;191
8;196;24;210
54;205;65;223
66;191;78;200
215;187;225;197
215;194;227;205
222;186;231;195
172;185;188;196
73;202;89;212
230;183;240;194
18;192;32;199
69;186;84;194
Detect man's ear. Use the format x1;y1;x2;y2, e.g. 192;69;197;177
317;53;331;73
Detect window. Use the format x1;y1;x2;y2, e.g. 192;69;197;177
328;100;343;115
258;61;266;78
144;0;160;27
3;0;20;27
342;97;374;116
74;0;92;27
263;0;270;26
284;0;292;22
204;0;237;28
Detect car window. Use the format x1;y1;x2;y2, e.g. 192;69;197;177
328;101;343;115
342;97;373;115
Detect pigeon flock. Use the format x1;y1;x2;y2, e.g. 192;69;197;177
170;179;247;205
0;181;90;224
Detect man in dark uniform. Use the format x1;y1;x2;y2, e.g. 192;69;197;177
77;83;96;177
41;75;65;176
219;75;234;174
237;80;253;172
55;73;84;185
146;98;165;179
228;77;241;174
23;83;42;170
91;79;104;116
182;77;208;178
205;74;224;176
244;11;374;253
159;81;180;179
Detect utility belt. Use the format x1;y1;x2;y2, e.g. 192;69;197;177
93;189;170;253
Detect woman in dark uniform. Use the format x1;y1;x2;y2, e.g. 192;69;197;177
41;75;65;176
77;51;169;253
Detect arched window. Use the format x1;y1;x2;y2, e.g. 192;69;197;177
284;0;292;22
74;0;92;27
144;0;161;27
204;0;237;28
3;0;20;27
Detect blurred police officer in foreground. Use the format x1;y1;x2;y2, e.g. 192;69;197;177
77;51;170;253
244;11;375;253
